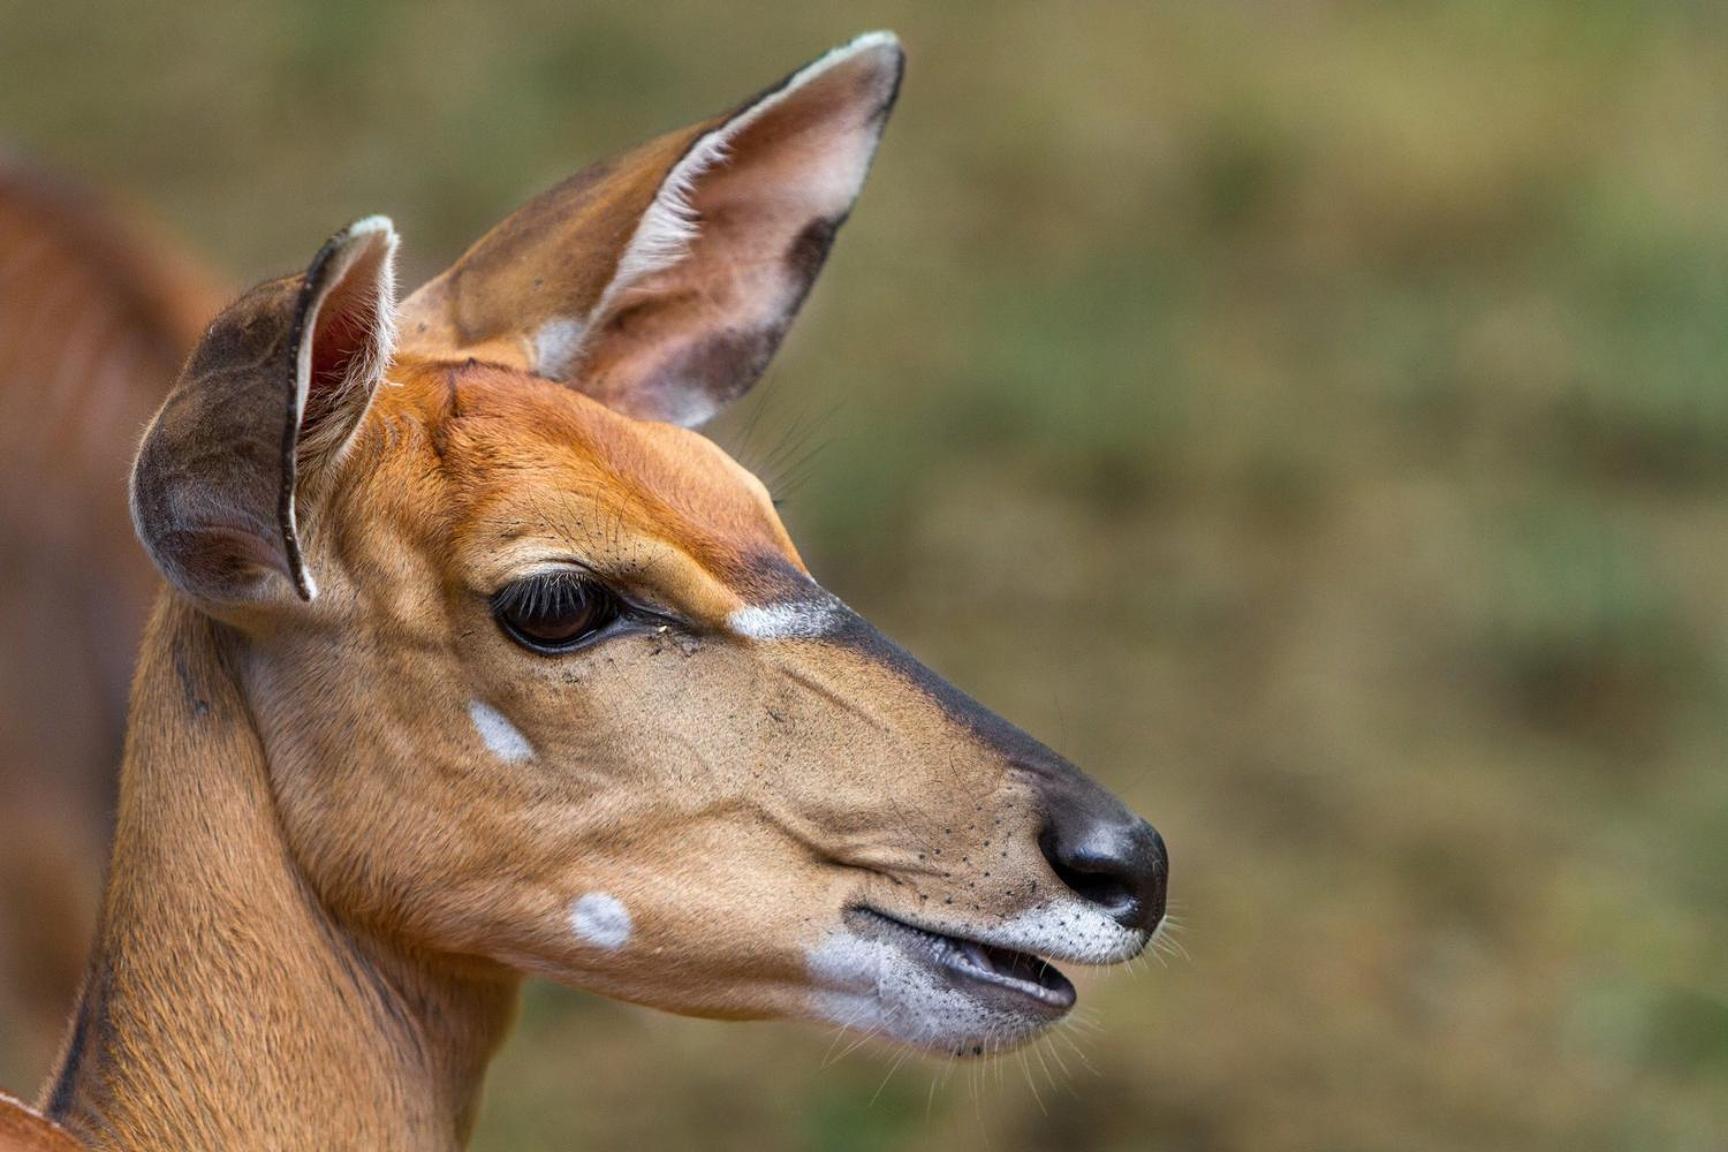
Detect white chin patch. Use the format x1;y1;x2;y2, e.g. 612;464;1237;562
468;699;534;763
570;892;633;950
806;928;1049;1055
804;897;1147;1054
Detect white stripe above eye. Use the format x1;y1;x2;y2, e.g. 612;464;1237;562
468;699;534;762
727;599;842;641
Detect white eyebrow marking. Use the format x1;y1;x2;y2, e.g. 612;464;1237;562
727;599;842;640
468;699;534;762
570;892;632;950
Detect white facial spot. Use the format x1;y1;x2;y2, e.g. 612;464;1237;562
727;598;842;641
570;892;632;950
468;699;534;763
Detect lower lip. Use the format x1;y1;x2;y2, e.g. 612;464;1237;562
852;908;1077;1013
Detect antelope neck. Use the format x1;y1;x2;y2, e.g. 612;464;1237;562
41;597;519;1151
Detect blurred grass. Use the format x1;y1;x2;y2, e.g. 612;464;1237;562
4;0;1728;1148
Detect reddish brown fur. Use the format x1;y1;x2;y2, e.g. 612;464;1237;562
30;359;1069;1149
379;358;805;592
0;1090;79;1152
3;35;1162;1151
0;158;222;1069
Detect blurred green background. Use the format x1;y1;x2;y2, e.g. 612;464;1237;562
4;1;1728;1148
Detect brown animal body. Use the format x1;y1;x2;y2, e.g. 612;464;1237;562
0;1090;79;1152
0;158;221;1073
2;34;1168;1149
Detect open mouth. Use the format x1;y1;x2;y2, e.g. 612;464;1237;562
849;907;1077;1015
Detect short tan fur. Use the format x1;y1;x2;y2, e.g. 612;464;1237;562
9;33;1167;1151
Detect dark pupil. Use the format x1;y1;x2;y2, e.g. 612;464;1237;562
497;576;615;649
517;596;595;641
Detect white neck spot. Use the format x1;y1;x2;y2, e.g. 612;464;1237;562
468;699;534;763
570;892;633;950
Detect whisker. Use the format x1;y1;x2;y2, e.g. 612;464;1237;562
969;1059;985;1128
1042;1034;1073;1085
1030;1037;1057;1092
834;1022;883;1066
820;1001;872;1068
1018;1049;1047;1114
1056;1028;1099;1077
869;1051;909;1106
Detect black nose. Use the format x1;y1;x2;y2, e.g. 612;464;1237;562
1040;805;1167;934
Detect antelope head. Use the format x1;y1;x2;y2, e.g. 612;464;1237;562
129;33;1166;1059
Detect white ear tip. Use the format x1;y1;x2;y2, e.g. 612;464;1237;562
848;30;901;53
342;216;400;259
334;217;400;279
836;30;903;72
347;214;397;238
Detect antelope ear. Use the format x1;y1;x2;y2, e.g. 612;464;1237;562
131;217;397;604
397;31;904;426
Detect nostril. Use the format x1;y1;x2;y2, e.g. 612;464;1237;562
1040;817;1167;933
1062;864;1140;920
1040;830;1137;913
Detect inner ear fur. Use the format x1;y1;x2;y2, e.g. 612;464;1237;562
131;217;397;605
397;31;905;427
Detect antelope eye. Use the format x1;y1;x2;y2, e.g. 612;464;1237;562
492;572;623;653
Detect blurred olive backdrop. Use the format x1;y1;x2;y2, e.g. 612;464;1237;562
4;1;1727;1149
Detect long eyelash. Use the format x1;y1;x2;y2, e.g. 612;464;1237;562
490;571;592;620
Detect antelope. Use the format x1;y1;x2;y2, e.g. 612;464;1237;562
0;158;222;1062
2;32;1167;1150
